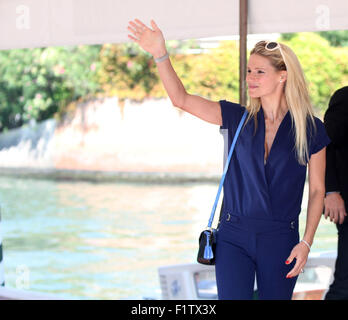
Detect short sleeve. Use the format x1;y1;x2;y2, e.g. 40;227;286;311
219;100;245;130
309;117;331;156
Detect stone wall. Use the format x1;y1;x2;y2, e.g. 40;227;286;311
0;97;224;178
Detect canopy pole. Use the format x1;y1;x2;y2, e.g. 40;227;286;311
239;0;248;106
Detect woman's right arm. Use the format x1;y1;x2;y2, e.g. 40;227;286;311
127;19;222;126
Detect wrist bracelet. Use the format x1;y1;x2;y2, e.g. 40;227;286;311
154;52;169;63
301;239;311;251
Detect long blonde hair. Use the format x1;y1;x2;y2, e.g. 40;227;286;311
246;40;316;165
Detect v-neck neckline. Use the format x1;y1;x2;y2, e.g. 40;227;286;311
260;107;290;166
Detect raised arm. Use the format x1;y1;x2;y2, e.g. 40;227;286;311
127;19;222;126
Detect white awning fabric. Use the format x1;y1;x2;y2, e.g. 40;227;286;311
0;0;347;50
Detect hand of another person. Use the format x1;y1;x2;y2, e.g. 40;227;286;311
324;192;347;224
127;19;167;58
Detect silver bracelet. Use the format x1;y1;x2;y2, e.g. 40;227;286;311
300;239;311;251
154;52;169;63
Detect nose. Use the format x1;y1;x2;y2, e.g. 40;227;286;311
246;72;257;82
246;72;253;82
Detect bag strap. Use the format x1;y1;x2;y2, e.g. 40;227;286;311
207;109;248;228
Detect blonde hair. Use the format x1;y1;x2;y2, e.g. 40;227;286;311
246;40;315;165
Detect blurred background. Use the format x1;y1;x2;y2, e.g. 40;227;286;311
0;20;347;298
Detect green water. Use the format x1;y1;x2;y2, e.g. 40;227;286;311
0;176;337;299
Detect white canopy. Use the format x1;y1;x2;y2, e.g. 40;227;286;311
0;0;347;50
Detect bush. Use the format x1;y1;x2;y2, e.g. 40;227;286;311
282;33;348;113
99;35;348;113
0;32;347;132
98;43;160;101
0;45;101;131
98;40;240;103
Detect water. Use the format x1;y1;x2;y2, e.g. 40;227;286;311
0;176;338;299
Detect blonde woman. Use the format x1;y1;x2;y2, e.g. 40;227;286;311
127;19;330;300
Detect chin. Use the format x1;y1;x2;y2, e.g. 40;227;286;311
248;91;261;99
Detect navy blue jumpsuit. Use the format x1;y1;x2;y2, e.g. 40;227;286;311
215;100;331;300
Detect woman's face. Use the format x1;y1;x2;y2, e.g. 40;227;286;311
246;53;286;99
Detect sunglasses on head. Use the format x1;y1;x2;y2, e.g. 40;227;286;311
264;41;286;66
265;41;281;51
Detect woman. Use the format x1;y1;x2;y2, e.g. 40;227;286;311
127;19;330;300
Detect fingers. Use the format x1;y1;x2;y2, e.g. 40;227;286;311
325;194;347;224
285;251;296;277
325;208;338;223
127;34;139;43
127;19;155;43
331;209;339;223
127;25;139;43
150;19;159;30
130;19;150;34
127;20;146;43
338;208;348;224
325;208;346;224
129;21;143;34
285;251;295;266
324;205;330;219
286;258;305;279
128;19;157;33
285;243;308;278
135;19;150;30
127;25;136;36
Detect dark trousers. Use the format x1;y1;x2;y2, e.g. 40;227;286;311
215;215;299;300
325;221;348;300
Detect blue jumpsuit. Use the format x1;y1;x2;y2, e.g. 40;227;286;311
215;100;331;300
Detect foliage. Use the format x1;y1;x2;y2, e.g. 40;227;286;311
0;32;347;132
280;33;297;41
98;40;240;103
183;41;239;102
98;43;159;101
317;30;348;47
97;40;202;101
99;34;347;113
0;45;100;131
281;33;348;113
281;31;348;47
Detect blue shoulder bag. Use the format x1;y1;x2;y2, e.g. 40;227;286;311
197;109;248;265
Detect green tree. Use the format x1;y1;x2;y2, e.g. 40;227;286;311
0;45;101;132
98;40;201;101
282;33;348;113
99;40;239;102
317;30;348;47
1;33;347;131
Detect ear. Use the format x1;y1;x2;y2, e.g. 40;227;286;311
279;70;287;82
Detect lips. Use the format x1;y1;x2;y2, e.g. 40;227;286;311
248;85;258;89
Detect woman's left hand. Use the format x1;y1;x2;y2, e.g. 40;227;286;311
285;241;310;278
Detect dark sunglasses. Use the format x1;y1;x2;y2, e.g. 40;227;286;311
265;41;285;60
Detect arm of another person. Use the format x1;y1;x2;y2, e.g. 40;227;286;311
286;147;326;278
127;19;222;126
324;103;348;224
